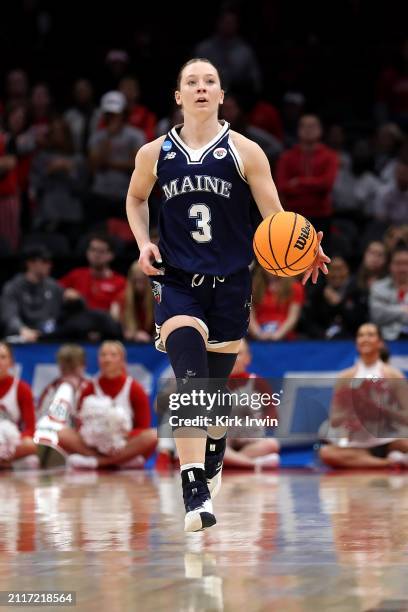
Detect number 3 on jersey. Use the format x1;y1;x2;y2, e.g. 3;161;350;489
189;203;212;243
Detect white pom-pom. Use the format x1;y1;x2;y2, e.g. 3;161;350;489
0;421;21;460
79;396;132;455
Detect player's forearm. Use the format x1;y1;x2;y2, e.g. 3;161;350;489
256;195;284;219
126;195;151;249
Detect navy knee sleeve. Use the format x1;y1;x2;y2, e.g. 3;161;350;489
166;327;209;431
166;326;209;381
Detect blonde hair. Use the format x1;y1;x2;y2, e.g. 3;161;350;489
122;261;154;335
99;340;127;360
252;265;294;305
56;344;85;371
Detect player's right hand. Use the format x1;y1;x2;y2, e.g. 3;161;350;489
138;242;164;276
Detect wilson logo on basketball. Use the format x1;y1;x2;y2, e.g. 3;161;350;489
294;220;311;250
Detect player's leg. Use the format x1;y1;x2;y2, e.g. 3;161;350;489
204;349;238;498
204;267;252;497
223;443;279;468
319;444;392;468
13;437;38;459
237;438;280;468
58;426;100;457
386;440;408;467
161;315;216;532
95;428;157;468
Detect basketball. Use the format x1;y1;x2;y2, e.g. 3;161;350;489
253;211;318;277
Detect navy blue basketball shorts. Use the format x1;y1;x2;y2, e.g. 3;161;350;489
150;265;252;352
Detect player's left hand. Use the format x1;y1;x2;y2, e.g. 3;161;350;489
302;231;330;285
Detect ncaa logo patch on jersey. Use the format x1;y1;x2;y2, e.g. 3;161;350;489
151;281;162;304
164;152;176;160
213;147;227;159
162;140;173;152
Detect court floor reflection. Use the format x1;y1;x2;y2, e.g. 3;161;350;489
0;469;407;611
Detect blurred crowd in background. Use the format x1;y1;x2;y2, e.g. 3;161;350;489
1;1;408;344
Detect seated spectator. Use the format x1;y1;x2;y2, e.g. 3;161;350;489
305;256;367;339
88;91;144;223
156;104;183;136
59;341;156;469
276;114;338;238
332;140;381;218
120;261;154;342
248;97;283;142
1;244;122;342
224;339;280;469
29;117;87;238
0;128;19;251
2;69;29;116
370;244;408;340
194;9;262;93
356;241;388;291
1;245;63;342
119;76;157;142
0;342;38;469
35;344;88;465
383;224;408;254
104;49;130;90
5;103;38;200
29;83;54;148
64;79;99;154
281;91;305;148
374;159;408;224
249;266;304;340
374;123;404;183
59;233;126;318
221;93;282;165
375;38;408;129
320;323;408;468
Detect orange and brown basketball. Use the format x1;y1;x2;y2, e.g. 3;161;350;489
253;211;318;276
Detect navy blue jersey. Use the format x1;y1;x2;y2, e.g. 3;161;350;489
155;121;254;276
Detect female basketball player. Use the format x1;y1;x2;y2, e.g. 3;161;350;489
126;58;330;531
320;323;408;468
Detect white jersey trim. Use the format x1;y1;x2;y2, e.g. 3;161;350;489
169;121;229;164
228;137;248;183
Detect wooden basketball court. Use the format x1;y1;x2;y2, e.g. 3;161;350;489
0;469;407;611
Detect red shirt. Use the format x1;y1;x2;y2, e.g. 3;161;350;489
249;101;284;141
0;376;35;437
0;134;18;197
128;104;157;142
78;374;151;433
255;282;304;339
276;144;338;217
60;267;126;311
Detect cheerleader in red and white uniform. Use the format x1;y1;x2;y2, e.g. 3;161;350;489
320;323;408;468
0;342;38;468
60;341;157;469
